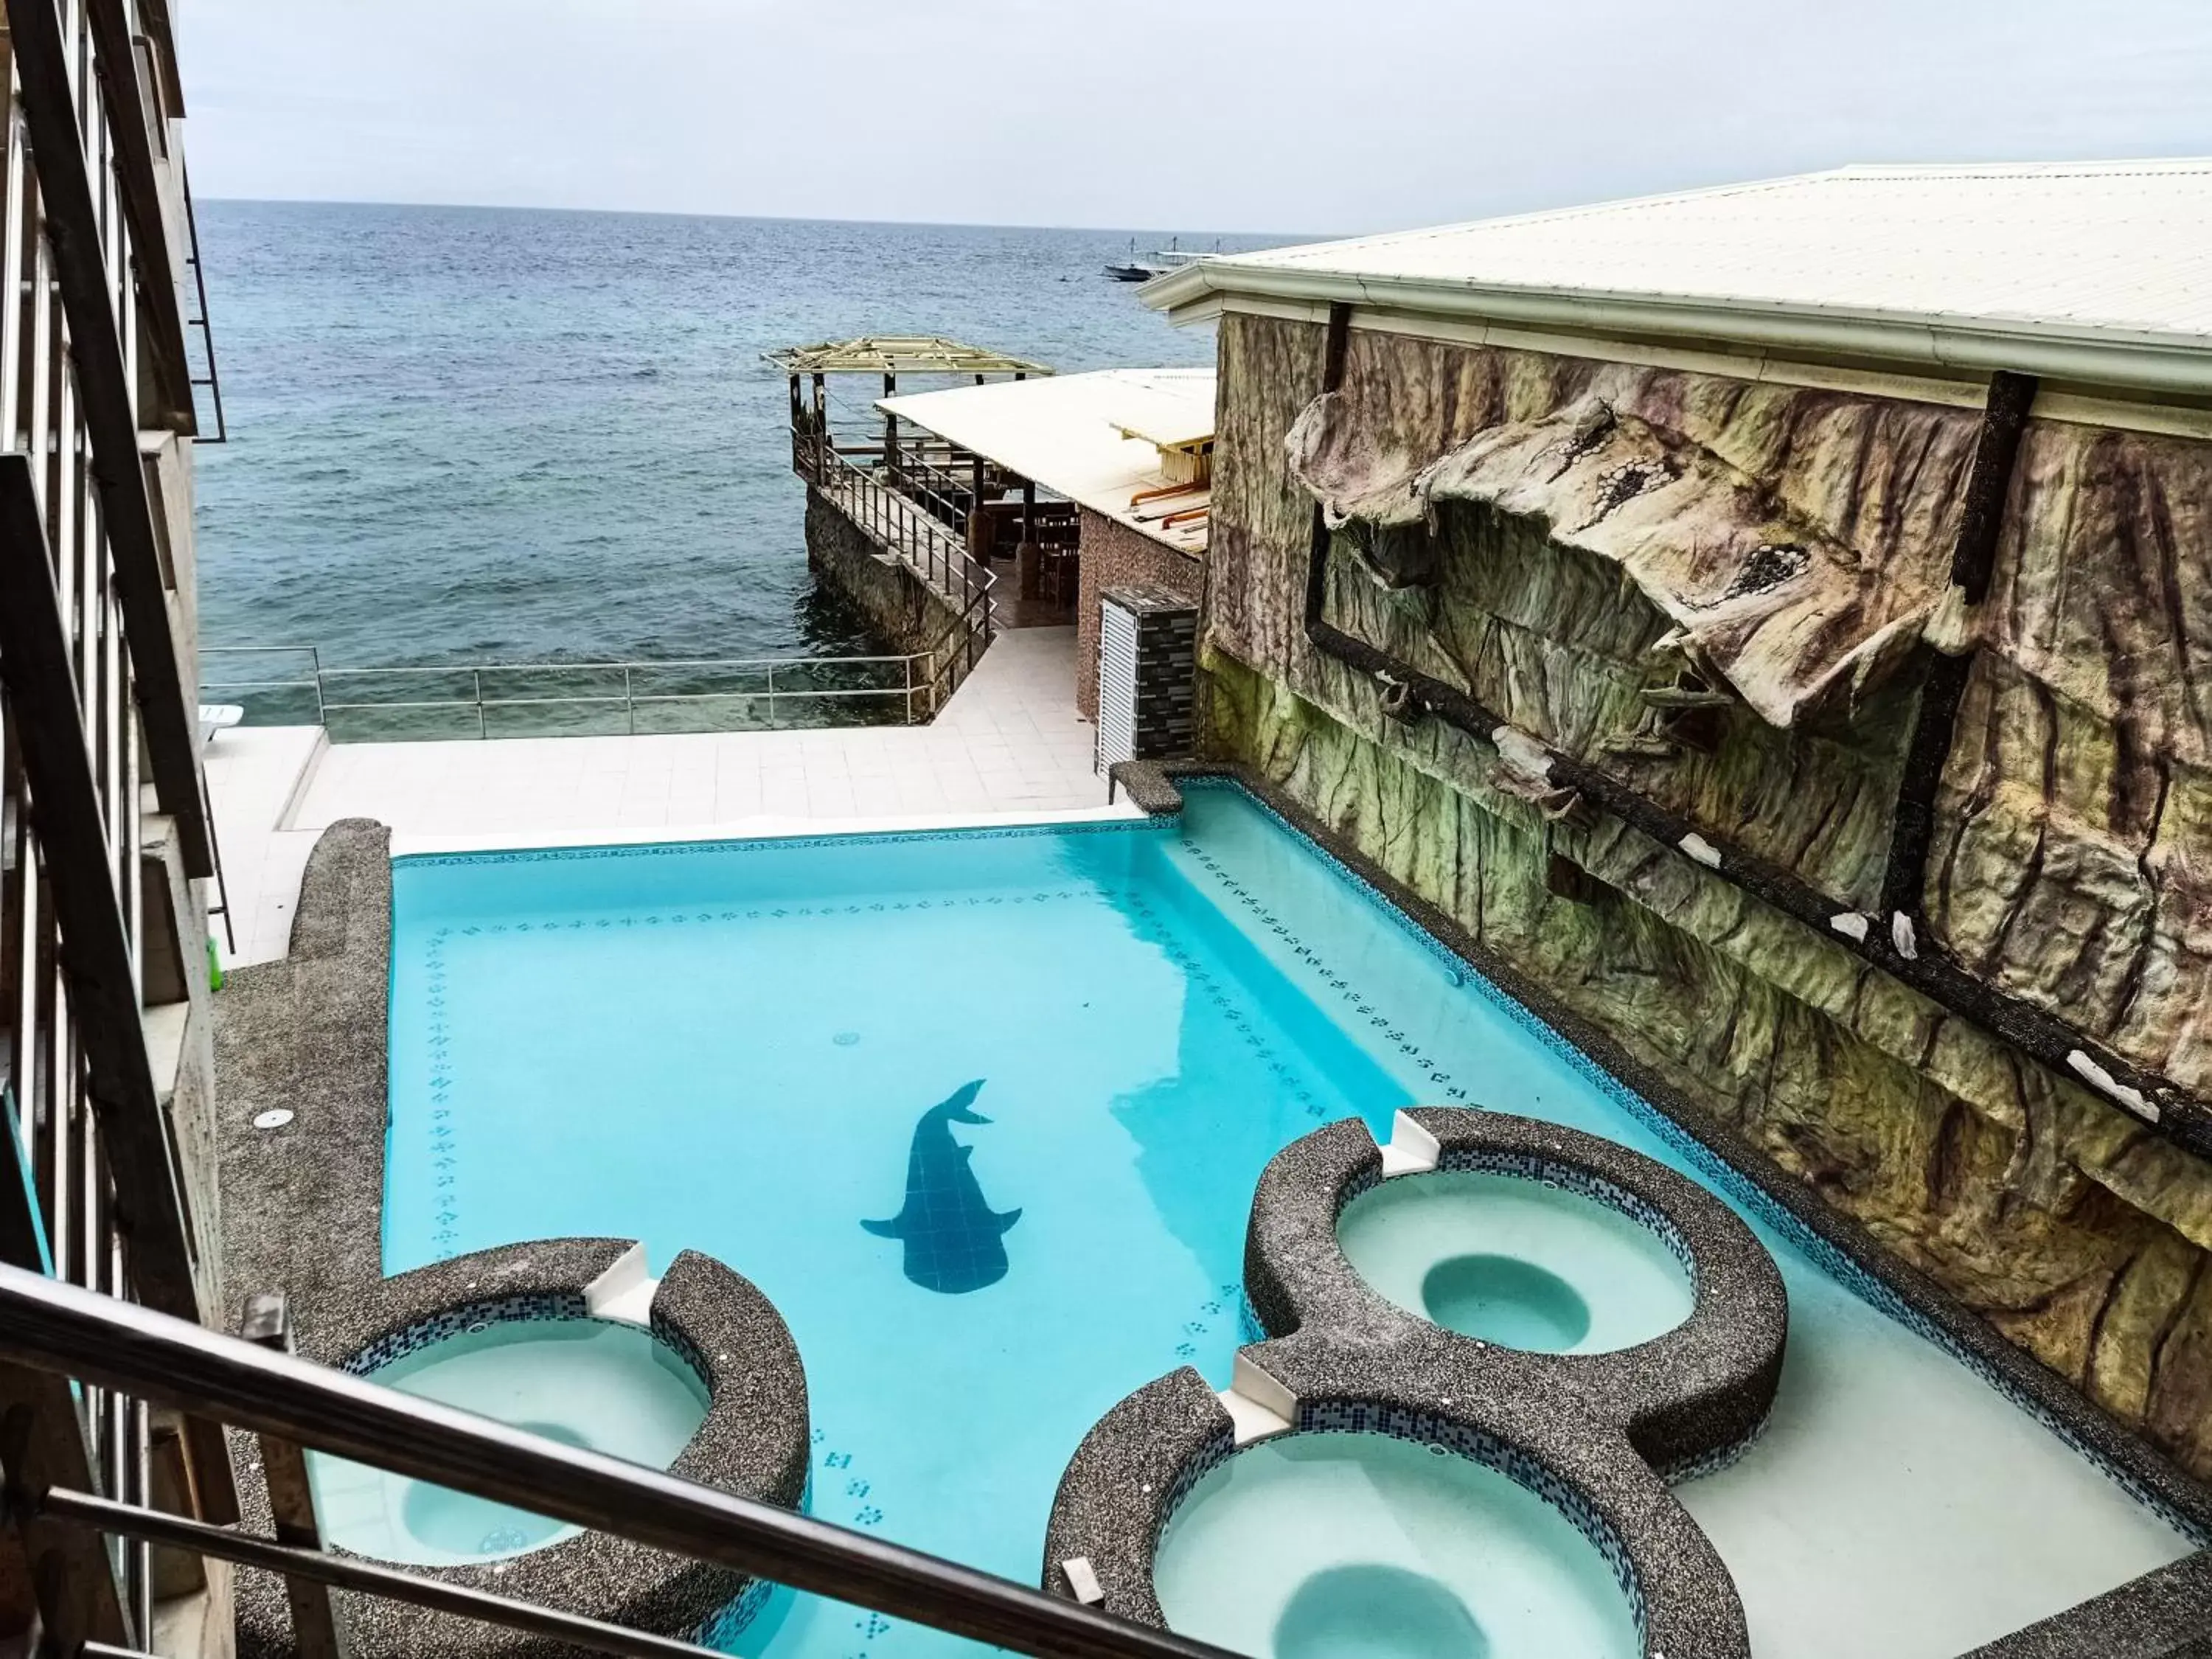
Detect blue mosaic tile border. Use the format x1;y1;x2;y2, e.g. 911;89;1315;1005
1655;1408;1774;1484
395;813;1177;870
420;926;461;1257
1288;1405;1646;1639
650;1304;717;1392
341;1291;592;1376
1171;776;2212;1543
690;1573;781;1652
1178;838;1473;1105
1430;1149;1700;1287
1153;1423;1239;1551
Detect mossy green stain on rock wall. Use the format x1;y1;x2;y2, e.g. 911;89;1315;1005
1208;648;2212;1476
1201;307;2212;1479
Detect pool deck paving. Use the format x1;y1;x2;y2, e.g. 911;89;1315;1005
206;627;1135;967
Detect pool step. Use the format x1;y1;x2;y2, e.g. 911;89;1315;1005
585;1243;661;1326
1218;1353;1295;1445
1377;1110;1441;1176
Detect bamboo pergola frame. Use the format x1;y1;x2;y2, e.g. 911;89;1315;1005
763;336;1052;378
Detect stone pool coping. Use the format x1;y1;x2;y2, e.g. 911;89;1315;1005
1245;1110;1788;1477
214;799;2212;1657
269;1238;808;1658
1044;1110;1771;1659
1042;1364;1749;1659
212;821;811;1658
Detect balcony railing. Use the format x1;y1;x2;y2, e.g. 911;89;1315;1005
0;1262;1234;1659
0;0;240;1642
199;646;975;741
794;422;998;699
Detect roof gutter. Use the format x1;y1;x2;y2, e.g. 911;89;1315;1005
1140;260;2212;400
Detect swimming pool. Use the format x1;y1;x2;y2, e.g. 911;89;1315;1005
388;781;2195;1659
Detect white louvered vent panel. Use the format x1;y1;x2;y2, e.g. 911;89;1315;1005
1096;597;1141;773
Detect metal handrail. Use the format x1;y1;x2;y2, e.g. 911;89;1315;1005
805;439;999;708
41;1487;723;1659
198;647;944;734
0;1264;1231;1659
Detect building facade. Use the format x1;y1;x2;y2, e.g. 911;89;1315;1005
1147;161;2212;1482
0;0;232;1649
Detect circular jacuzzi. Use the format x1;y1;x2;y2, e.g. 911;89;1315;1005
1043;1113;1779;1659
1153;1432;1640;1659
1336;1170;1694;1353
309;1316;709;1565
233;1239;813;1659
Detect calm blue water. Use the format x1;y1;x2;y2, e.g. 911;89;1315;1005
385;784;2191;1659
192;202;1269;669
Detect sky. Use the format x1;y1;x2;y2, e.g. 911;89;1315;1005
183;0;2212;236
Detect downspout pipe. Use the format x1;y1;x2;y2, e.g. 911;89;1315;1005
1293;305;2208;1157
1878;369;2038;922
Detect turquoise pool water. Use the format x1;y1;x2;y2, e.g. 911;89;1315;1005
1336;1172;1694;1354
307;1319;708;1565
1154;1433;1641;1659
388;782;2194;1659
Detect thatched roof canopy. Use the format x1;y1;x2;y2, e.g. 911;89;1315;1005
763;336;1053;377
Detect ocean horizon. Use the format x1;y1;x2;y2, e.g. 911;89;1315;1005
192;199;1282;675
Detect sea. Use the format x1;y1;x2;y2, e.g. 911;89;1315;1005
191;201;1283;672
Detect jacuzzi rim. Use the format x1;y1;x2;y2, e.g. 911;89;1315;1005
1155;1415;1652;1652
1041;1368;1750;1659
241;1236;810;1658
1248;1110;1789;1476
325;1305;714;1565
1334;1161;1696;1357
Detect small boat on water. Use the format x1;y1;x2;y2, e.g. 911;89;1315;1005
1105;238;1169;282
1104;236;1216;282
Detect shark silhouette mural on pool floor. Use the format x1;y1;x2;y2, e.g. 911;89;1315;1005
863;1079;1023;1294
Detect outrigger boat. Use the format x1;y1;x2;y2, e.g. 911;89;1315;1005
1104;236;1214;282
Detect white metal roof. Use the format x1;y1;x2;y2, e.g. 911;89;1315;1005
878;368;1216;553
1141;160;2212;394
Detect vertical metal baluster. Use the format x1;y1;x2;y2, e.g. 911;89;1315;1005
45;931;69;1290
624;666;633;735
27;238;49;521
0;107;23;446
131;1395;151;1637
474;670;485;740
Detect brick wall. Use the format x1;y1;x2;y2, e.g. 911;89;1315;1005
1074;508;1203;719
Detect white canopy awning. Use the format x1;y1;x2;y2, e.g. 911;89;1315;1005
878;368;1217;554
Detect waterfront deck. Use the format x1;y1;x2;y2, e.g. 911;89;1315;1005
207;627;1123;967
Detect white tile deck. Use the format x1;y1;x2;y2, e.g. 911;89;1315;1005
205;628;1134;968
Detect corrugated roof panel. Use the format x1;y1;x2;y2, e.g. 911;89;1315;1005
1150;161;2212;389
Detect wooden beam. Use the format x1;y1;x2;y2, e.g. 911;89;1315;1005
5;0;213;878
0;452;235;1520
82;0;198;435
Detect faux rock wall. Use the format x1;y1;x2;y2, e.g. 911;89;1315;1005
1201;310;2212;1479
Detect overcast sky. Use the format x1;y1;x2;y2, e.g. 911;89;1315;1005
183;0;2212;236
